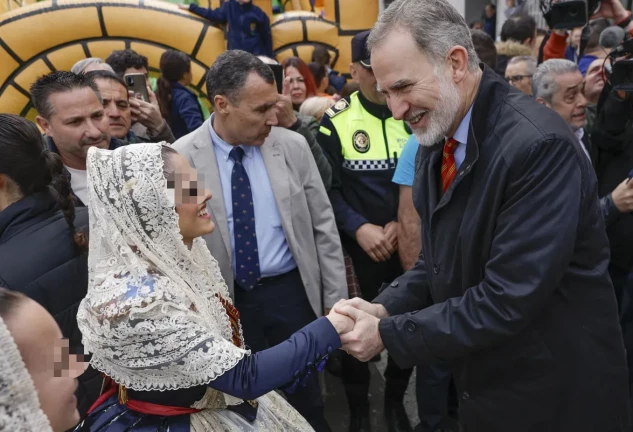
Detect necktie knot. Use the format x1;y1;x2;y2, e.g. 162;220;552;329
229;146;245;163
444;137;459;155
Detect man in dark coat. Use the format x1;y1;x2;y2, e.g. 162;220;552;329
334;1;631;431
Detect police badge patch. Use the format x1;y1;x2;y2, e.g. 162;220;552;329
353;130;370;153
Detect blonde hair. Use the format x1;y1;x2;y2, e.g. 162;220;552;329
299;96;335;121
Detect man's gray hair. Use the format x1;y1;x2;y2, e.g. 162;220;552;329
508;56;537;75
206;50;275;106
367;0;480;72
70;57;114;74
532;59;579;102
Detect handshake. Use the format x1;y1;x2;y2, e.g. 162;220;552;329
325;298;390;362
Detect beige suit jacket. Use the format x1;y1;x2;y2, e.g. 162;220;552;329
173;120;347;317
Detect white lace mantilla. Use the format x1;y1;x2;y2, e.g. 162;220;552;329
0;316;53;431
77;143;249;398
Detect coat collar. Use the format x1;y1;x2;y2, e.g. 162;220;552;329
0;192;58;244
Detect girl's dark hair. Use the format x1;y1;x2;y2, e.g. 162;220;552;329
0;287;26;321
308;62;327;89
156;50;192;124
0;114;87;252
161;145;178;180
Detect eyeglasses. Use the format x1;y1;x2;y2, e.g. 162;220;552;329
506;75;533;83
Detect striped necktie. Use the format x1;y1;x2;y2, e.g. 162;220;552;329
441;137;459;193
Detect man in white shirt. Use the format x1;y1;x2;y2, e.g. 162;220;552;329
31;71;122;206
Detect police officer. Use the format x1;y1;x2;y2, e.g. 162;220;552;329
318;31;413;432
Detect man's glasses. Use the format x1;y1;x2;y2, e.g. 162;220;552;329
506;75;533;83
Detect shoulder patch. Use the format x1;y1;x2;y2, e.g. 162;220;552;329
326;98;350;118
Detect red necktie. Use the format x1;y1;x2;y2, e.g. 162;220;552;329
441;137;459;193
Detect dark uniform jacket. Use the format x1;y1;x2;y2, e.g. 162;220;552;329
375;66;631;432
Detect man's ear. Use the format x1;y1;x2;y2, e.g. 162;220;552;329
535;96;549;107
349;63;359;82
35;116;51;136
213;95;230;114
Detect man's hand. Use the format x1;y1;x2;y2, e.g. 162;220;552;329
334;297;389;319
338;305;384;362
356;223;393;262
275;78;298;129
129;87;166;134
326;302;355;335
383;221;398;252
591;0;630;22
612;178;633;213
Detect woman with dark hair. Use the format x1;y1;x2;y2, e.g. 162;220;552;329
156;50;204;139
0;288;83;431
307;62;333;97
282;57;318;110
0;114;100;418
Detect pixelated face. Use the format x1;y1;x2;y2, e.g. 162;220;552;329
166;153;214;245
7;298;86;431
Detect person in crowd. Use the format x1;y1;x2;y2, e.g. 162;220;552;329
180;0;273;57
340;81;360;99
496;13;537;75
334;1;630;432
317;30;413;432
258;55;333;189
469;20;483;30
71;57;114;75
173;50;347;431
312;45;347;93
308;61;335;97
533;58;633;414
155;49;205;140
300;96;335;122
0;288;84;431
282;57;319;110
504;0;526;18
505;55;536;95
68;142;351;431
482;3;496;40
0;114;99;418
85;70;175;144
391;134;459;432
584;58;606;131
470;29;498;71
30;71;122;206
566;27;583;62
106;49;149;79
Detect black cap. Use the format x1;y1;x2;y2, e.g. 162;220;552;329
351;30;371;69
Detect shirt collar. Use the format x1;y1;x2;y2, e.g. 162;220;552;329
208;114;255;161
449;104;474;145
574;127;584;142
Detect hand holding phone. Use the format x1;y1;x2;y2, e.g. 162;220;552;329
124;73;149;102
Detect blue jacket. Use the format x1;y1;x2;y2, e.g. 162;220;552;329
170;82;205;140
189;0;273;57
328;69;347;93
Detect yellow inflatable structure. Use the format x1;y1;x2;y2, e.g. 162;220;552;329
0;0;378;118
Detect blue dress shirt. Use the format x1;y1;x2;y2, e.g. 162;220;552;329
209;116;296;278
452;105;474;170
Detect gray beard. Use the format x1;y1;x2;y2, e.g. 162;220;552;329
413;71;461;147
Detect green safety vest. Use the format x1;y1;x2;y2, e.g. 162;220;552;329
324;92;410;171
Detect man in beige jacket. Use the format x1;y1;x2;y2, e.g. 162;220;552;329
173;50;346;432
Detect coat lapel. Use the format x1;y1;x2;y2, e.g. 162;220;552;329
191;127;232;263
260;135;296;245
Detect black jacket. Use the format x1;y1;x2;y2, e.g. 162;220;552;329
375;66;630;431
0;192;100;417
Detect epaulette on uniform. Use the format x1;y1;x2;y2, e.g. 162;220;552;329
325;98;350;118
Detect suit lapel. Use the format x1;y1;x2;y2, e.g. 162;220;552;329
191;127;232;263
260;135;296;244
426;149;442;214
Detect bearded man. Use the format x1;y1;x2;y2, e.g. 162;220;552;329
334;0;631;431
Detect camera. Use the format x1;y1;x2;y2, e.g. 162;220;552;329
125;76;135;86
605;38;633;92
540;0;601;30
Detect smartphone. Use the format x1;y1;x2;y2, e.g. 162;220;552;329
268;64;284;94
124;73;149;102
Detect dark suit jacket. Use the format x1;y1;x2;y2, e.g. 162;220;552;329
375;66;630;432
